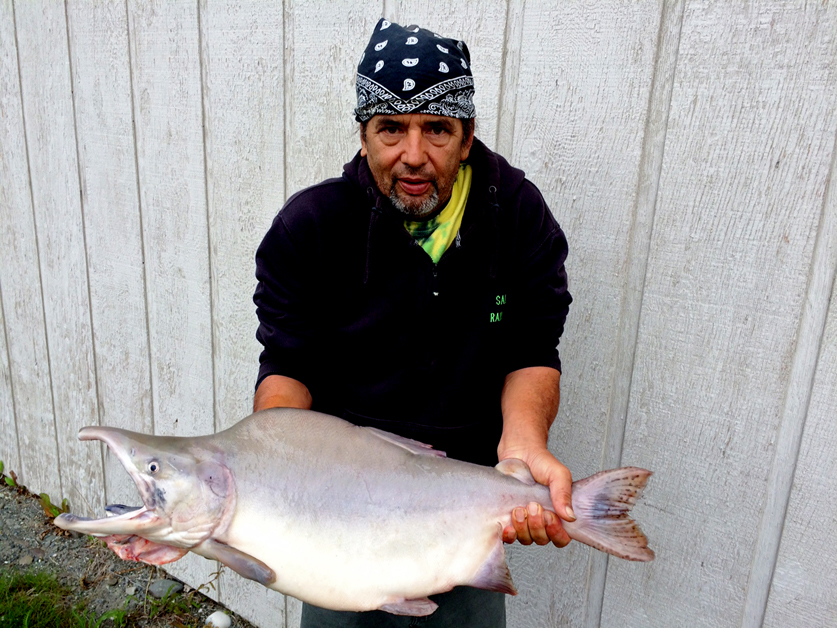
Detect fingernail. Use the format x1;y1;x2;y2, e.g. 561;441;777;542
566;506;576;521
514;508;526;523
528;503;540;517
544;511;555;526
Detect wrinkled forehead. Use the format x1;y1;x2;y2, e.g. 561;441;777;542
367;113;461;130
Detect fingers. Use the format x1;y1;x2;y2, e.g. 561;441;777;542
545;510;571;547
504;503;571;547
546;462;576;523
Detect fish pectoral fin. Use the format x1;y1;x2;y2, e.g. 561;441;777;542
379;598;439;616
193;539;276;586
364;427;447;458
494;458;536;486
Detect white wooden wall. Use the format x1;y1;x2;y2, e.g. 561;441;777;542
1;1;835;626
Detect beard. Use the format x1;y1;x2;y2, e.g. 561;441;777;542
389;183;440;219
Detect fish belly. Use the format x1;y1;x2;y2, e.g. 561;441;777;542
223;500;508;612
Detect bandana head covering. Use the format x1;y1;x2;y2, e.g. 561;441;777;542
354;18;476;122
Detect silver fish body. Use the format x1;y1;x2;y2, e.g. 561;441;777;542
55;408;653;616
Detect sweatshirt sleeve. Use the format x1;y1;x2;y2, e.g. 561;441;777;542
253;212;319;390
504;181;572;374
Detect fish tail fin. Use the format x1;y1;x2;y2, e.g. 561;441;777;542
566;467;655;562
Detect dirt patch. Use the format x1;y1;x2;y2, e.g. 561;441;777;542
0;477;257;627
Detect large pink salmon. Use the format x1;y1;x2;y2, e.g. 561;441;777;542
55;408;653;616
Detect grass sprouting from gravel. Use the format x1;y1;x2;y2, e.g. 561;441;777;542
0;570;126;627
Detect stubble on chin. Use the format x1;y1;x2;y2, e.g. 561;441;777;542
389;183;440;219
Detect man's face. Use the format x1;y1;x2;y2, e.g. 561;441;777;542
361;114;473;219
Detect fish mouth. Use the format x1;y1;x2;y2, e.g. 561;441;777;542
54;505;157;536
53;426;162;536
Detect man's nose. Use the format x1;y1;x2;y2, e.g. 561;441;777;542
400;128;428;168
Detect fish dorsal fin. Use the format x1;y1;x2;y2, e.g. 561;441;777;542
495;458;536;485
364;427;447;457
379;597;439;616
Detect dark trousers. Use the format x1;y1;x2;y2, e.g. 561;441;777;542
299;587;506;628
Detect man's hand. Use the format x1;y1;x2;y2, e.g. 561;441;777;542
253;374;312;412
499;446;574;547
498;366;574;547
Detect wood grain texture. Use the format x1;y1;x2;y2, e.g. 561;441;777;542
743;44;837;625
0;288;19;475
503;3;663;626
764;264;837;627
0;0;57;493
588;2;685;625
495;0;525;157
387;0;507;150
65;0;152;509
198;0;286;621
14;0;104;514
283;0;381;197
762;98;837;628
126;0;217;595
607;2;837;627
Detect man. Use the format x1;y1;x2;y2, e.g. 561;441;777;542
253;18;573;627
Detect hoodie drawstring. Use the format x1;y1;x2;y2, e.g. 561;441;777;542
365;187;381;285
488;185;501;279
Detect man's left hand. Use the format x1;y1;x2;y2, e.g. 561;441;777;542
499;447;574;547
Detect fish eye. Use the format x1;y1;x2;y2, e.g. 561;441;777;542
147;461;160;474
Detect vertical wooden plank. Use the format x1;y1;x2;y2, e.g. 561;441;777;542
744;96;837;628
502;3;663;627
0;294;20;475
765;266;837;627
286;596;303;628
284;0;382;197
387;0;507;150
14;0;104;513
495;0;525;157
0;0;56;492
127;0;216;594
199;0;286;623
762;119;837;628
65;0;152;508
606;3;837;627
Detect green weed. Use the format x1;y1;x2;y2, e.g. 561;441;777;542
0;571;78;627
0;460;17;488
39;492;71;518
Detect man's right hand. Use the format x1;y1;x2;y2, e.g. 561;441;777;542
253;374;312;411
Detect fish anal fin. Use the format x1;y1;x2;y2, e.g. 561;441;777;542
379;598;438;616
193;539;276;586
495;458;536;485
469;537;517;595
364;427;446;458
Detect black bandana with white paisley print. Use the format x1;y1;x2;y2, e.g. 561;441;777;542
354;18;476;122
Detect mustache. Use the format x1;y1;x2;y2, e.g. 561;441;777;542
392;166;435;180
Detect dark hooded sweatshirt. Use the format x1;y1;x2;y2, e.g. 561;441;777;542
253;138;571;466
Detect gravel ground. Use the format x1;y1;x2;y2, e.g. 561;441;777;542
0;476;258;627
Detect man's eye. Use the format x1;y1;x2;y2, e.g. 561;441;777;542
428;127;447;135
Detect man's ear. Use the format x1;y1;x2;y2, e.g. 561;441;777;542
360;124;368;157
460;131;474;161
